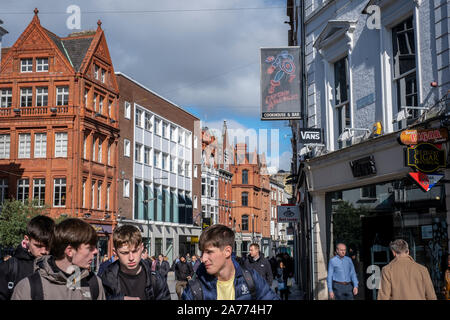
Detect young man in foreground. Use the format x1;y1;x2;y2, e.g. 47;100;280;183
11;218;105;300
100;224;170;300
182;224;279;300
0;215;55;300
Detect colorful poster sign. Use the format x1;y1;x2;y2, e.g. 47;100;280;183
406;143;446;173
408;172;444;192
399;128;448;145
260;47;301;120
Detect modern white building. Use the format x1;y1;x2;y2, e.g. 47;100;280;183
116;73;202;262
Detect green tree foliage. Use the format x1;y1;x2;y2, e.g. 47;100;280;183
0;199;49;249
332;201;370;250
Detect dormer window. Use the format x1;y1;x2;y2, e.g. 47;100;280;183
36;58;49;72
21;59;33;72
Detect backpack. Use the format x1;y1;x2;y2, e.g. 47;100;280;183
7;257;19;292
28;271;100;300
188;267;256;300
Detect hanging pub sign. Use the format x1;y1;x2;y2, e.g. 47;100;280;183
408;172;444;192
399;128;448;145
406;143;446;173
260;47;301;120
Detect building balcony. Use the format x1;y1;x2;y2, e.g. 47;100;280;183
0;106;72;117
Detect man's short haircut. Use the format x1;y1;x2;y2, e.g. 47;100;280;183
50;218;97;260
26;215;55;246
199;224;235;252
250;243;260;250
336;243;346;250
389;239;409;254
113;224;142;250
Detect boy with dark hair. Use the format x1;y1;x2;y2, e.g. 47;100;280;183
182;224;279;300
0;215;55;300
100;224;171;300
11;218;105;300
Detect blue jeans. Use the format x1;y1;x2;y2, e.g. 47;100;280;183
333;282;354;300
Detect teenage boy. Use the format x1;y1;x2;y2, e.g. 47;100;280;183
182;224;280;300
11;218;105;300
0;215;55;300
100;224;171;300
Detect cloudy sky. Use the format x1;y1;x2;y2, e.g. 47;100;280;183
0;0;293;171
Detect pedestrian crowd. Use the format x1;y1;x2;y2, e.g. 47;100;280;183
0;216;289;300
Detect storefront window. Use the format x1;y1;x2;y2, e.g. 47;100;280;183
326;178;448;300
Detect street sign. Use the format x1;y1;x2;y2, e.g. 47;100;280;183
408;172;444;192
406;143;446;173
277;205;300;223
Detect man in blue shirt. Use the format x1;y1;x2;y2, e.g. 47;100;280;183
327;243;358;300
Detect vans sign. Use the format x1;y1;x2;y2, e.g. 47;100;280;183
299;128;323;144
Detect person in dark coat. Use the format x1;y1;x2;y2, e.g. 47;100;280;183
156;254;170;279
175;255;194;299
0;215;54;300
276;260;290;300
100;225;170;300
243;243;273;286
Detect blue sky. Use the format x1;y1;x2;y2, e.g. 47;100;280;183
0;0;293;171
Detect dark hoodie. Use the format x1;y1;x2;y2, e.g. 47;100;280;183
243;253;273;286
0;245;35;300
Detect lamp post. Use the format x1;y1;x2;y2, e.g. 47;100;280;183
143;197;157;251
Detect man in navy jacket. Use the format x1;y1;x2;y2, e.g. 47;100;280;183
182;224;279;300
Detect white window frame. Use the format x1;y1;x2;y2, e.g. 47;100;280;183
0;134;10;159
94;65;99;79
145;112;152;131
124;101;131;119
0;88;12;108
92;137;96;161
36;58;49;72
99;96;104;114
34;133;47;158
53;178;66;207
56;86;69;106
123;179;130;198
163;153;169;171
33;178;45;207
106;183;111;211
144;146;151;165
21;59;33;72
136;109;143;128
93;93;97;111
154;150;161;168
17;178;29;203
101;69;106;83
98;138;103;163
107;143;111;165
36;87;48;107
82;180;86;208
194;165;198;178
20;87;32;107
124;139;131;157
18;133;31;158
97;181;102;209
108;100;112;118
155;119;161;136
135;143;143;163
91;180;96;208
54;132;68;158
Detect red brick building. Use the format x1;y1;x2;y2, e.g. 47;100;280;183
0;10;119;259
230;143;271;257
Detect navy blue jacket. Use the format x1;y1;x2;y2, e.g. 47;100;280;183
181;257;280;300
